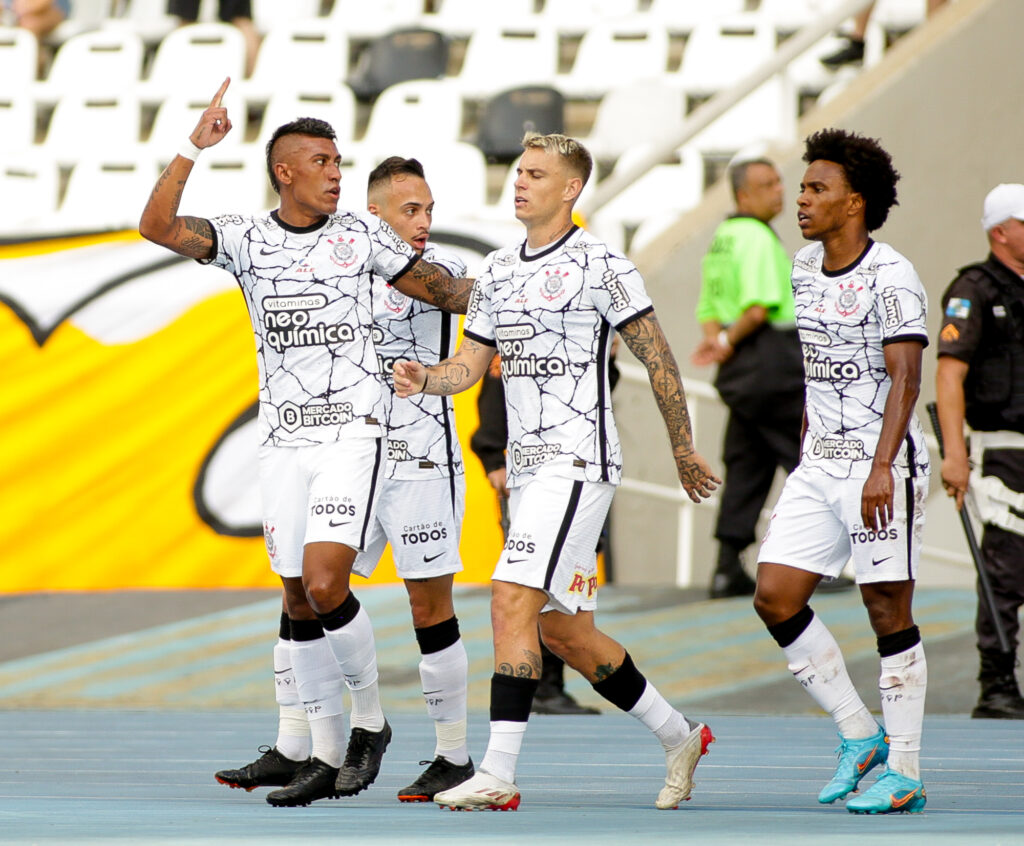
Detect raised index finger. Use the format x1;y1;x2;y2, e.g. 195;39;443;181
210;77;231;108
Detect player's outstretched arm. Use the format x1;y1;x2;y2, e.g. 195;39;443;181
391;258;475;314
139;78;233;260
619;312;721;504
393;338;494;397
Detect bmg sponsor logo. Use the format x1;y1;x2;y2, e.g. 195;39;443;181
509;441;561;473
601;268;630;311
262;294;355;352
279;400;354;432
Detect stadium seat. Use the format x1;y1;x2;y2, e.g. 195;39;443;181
55;155;159;232
0;153;59;235
423;0;535;38
676;14;777;98
579;79;687;166
557;19;671;99
0;94;36;153
874;0;929;34
251;0;323;33
259;87;358;150
38;29;145;104
0;26;38;91
647;0;747;36
148;90;247;153
361;79;463;153
246;19;350;105
177;147;271;218
541;0;639;37
475;85;564;163
107;0;179;45
328;0;424;40
589;144;704;253
457;24;559;100
46;0;112;45
758;0;834;36
144;23;246;103
687;76;798;160
347;26;449;101
43;91;143;168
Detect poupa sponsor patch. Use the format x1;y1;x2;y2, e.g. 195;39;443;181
945;298;971;319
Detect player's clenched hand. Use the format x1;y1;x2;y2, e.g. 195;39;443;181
861;466;894;531
190;77;232;149
675;451;721;504
393;360;427;397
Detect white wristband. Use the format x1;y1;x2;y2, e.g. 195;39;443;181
717;329;732;349
178;138;202;162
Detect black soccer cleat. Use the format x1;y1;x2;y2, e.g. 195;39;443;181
397;756;475;803
266;758;341;807
334;720;392;796
215;746;308;791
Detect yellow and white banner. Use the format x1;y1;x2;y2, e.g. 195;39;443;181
0;231;504;592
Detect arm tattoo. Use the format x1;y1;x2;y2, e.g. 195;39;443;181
404;260;474;314
174;216;214;259
619;315;695;459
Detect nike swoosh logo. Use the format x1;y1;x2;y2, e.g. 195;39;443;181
423;689;443;695
856;745;880;772
889;788;922;809
507;558;527;564
423;553;444;563
872;557;892;567
328;519;351;527
259;247;277;255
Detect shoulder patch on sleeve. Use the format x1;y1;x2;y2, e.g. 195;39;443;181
945;298;971;319
940;323;960;343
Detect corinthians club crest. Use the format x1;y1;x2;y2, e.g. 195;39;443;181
328;237;357;268
541;268;569;301
834;279;863;317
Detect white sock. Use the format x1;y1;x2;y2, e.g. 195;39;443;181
879;643;927;780
322;605;385;732
420;640;469;765
273;640;310;761
628;682;690;750
290;637;346;766
783;615;877;738
480;720;526;784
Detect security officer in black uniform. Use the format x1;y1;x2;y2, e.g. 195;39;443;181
936;183;1024;719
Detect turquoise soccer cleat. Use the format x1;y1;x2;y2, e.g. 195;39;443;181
847;769;926;814
817;725;889;804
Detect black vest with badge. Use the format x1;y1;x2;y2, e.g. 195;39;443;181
953;257;1024;432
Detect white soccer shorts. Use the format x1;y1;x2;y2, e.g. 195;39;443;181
757;464;927;584
352;474;465;580
493;469;614;614
258;438;384;578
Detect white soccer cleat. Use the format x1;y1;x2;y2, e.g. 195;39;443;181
655;722;715;810
433;770;521;811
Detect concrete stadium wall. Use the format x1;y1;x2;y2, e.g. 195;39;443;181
613;0;1024;588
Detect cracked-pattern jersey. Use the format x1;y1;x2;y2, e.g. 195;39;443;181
372;244;467;480
462;226;652;487
792;239;930;479
205;210;417;446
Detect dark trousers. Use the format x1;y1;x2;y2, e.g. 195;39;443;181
978;448;1024;652
714;392;803;549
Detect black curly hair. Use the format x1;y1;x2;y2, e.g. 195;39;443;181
265;117;337;194
803;128;900;232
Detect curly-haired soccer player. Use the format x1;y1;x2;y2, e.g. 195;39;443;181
754;129;930;814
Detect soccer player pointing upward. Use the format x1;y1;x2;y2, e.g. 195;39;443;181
394;132;719;811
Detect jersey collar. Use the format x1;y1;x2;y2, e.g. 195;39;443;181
271;210;330;234
519;224;579;262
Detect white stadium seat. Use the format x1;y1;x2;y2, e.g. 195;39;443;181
457;24;559;99
361;79;463;151
579;79;687;165
0;153;60;236
328;0;424;39
144;23;246;102
558;19;671;99
39;29;145;103
0;93;36;153
676;14;777;98
0;27;38;91
43;92;143;168
55;155;159;232
246;19;350;105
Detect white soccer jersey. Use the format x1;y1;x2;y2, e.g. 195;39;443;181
463;226;653;487
372;244;467;480
205;210;417;447
792;239;930;479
